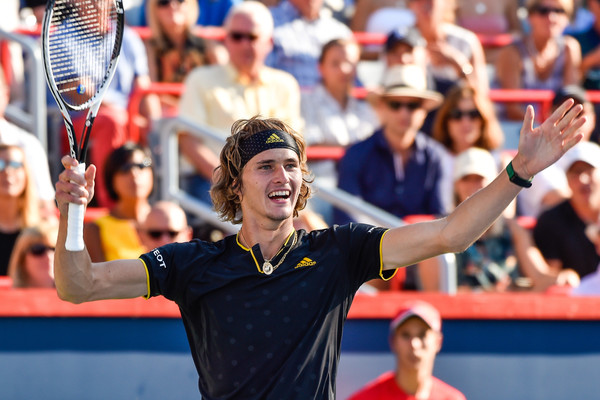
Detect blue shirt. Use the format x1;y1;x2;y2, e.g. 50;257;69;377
335;129;445;224
267;0;352;88
104;26;149;110
140;223;394;399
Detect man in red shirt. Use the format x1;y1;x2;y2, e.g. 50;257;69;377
349;300;465;400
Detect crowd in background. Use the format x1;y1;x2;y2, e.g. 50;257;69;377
1;0;600;296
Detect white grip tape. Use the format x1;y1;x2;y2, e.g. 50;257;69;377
65;163;86;251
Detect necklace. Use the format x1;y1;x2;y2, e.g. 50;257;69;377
239;229;298;275
262;231;297;275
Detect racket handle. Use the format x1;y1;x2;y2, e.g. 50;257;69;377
65;163;86;251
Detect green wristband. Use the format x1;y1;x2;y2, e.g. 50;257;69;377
506;161;533;188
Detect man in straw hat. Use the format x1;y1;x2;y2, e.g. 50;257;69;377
336;64;446;290
54;93;584;398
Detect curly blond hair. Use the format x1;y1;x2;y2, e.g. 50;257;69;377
210;116;312;224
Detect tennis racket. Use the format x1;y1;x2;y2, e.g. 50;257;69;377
42;0;124;251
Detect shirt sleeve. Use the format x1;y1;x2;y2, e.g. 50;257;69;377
334;223;396;290
139;240;211;305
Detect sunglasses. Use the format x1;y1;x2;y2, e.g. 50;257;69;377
228;31;259;42
531;5;566;15
157;0;185;7
385;100;423;111
146;230;180;239
118;159;152;173
28;243;55;256
0;159;24;172
448;108;482;120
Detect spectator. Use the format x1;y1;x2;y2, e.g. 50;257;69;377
66;25;161;208
178;0;302;204
266;0;353;88
572;0;600;91
7;220;58;288
451;147;528;292
348;300;466;400
517;85;596;218
432;82;504;212
408;0;490;95
0;66;56;219
336;64;445;223
495;0;581;121
145;0;226;88
302;38;379;223
383;26;429;70
533;141;600;281
0;143;40;275
139;200;193;249
84;143;153;262
335;64;446;290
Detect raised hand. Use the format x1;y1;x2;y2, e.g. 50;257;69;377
55;155;96;214
512;99;585;179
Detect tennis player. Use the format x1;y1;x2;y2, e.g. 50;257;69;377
55;99;584;399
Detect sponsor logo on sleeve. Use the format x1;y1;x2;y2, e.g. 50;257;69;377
153;249;167;269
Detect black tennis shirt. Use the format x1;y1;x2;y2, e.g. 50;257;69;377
140;223;394;399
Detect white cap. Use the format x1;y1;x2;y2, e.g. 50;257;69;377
557;141;600;172
453;147;498;183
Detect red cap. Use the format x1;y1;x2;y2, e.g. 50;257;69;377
389;300;441;333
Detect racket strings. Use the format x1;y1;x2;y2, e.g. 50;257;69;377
47;0;118;109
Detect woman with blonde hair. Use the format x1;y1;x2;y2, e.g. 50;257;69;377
145;0;224;85
8;220;58;288
0;143;40;275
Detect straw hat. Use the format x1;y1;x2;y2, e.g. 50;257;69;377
367;64;443;111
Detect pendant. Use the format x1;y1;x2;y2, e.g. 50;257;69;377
263;261;273;275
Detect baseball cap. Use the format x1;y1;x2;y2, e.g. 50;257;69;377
453;147;498;183
389;300;441;333
552;85;590;108
384;26;424;52
557;141;600;172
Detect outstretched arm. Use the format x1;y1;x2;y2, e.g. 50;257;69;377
54;156;148;303
381;100;585;270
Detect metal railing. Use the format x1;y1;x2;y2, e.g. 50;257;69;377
0;29;47;150
151;116;457;293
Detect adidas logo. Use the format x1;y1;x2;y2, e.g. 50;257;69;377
295;257;316;269
265;133;284;144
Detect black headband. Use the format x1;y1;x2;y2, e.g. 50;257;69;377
239;129;300;167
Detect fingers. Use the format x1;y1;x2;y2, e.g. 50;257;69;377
561;116;586;153
547;98;575;126
521;105;535;135
555;102;584;132
56;158;96;206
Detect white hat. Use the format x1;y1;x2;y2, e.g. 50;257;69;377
453;147;498;183
557;141;600;172
367;64;443;111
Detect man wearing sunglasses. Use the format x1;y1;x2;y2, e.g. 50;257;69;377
178;0;302;205
335;64;446;290
139;201;193;249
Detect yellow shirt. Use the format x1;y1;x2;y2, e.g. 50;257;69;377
94;215;146;261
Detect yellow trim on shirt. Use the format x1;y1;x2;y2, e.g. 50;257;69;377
139;258;151;299
379;229;398;281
